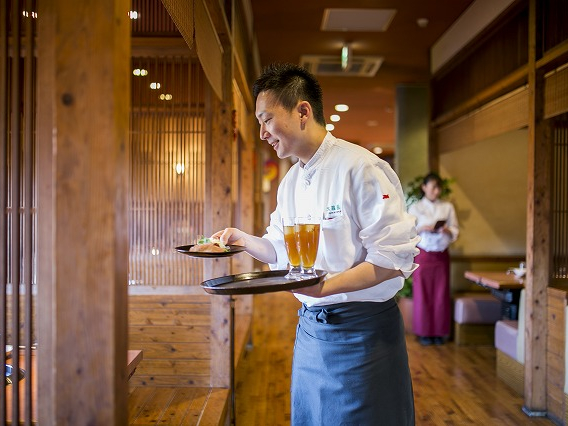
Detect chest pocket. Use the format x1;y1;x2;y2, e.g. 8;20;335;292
320;214;356;271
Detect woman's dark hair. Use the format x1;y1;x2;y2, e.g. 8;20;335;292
252;63;326;127
420;172;443;197
422;172;443;187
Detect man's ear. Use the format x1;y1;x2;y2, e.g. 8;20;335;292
297;101;311;119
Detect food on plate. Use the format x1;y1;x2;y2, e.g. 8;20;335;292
189;236;230;253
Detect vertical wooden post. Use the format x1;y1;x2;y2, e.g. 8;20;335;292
37;0;131;424
206;25;234;391
524;0;550;416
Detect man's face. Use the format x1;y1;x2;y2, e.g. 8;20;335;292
255;91;301;159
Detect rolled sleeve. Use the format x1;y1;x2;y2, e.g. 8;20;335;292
356;163;420;275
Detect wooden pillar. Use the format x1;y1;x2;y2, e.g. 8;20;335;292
205;7;234;389
395;84;429;186
37;0;131;424
523;0;550;416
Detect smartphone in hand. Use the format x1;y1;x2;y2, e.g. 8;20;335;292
433;220;446;231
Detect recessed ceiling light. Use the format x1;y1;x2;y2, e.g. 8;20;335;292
335;104;349;112
150;82;161;90
326;124;335;131
330;114;341;122
373;146;383;155
417;18;429;28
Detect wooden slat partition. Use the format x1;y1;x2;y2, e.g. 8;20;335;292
129;57;206;287
2;1;37;423
551;118;568;279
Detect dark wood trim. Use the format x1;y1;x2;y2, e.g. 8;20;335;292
432;66;528;129
451;255;526;263
536;39;568;73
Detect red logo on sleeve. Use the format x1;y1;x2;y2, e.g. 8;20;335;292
382;194;389;199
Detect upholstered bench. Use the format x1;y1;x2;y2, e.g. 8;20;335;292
453;293;502;345
494;290;525;395
495;319;524;395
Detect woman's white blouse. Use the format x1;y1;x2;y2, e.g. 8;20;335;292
262;133;420;307
408;197;459;252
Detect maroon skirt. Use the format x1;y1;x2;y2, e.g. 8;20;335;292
412;248;451;337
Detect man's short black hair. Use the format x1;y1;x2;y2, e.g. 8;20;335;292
253;63;326;127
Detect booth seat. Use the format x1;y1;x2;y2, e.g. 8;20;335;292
494;290;525;395
453;293;502;345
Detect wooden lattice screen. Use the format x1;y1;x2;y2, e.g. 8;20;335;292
1;0;38;423
552;114;568;279
129;56;207;287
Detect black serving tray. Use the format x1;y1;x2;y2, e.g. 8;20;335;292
200;269;327;295
175;244;246;258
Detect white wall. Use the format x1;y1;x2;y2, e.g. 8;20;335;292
440;128;528;256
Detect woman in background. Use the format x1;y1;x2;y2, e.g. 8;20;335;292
408;172;459;345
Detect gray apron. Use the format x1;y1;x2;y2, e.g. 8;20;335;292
292;299;414;426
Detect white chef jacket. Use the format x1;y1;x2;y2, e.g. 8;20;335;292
262;133;420;307
408;197;459;252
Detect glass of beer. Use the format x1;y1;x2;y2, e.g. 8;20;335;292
295;215;321;277
282;217;302;280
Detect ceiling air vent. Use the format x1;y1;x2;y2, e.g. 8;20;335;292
300;55;383;77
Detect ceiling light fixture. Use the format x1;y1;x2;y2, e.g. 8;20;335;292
341;43;352;71
326;124;335;131
133;68;148;76
335;104;349;112
416;18;429;28
330;114;341;122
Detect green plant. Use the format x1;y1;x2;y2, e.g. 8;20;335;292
405;174;454;207
396;276;413;299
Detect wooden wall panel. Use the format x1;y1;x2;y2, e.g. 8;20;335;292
547;287;567;423
545;65;568;119
436;87;528;153
129;294;213;387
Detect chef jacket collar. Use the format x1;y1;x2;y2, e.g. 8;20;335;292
300;132;334;171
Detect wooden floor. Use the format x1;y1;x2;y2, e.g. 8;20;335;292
235;291;554;425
